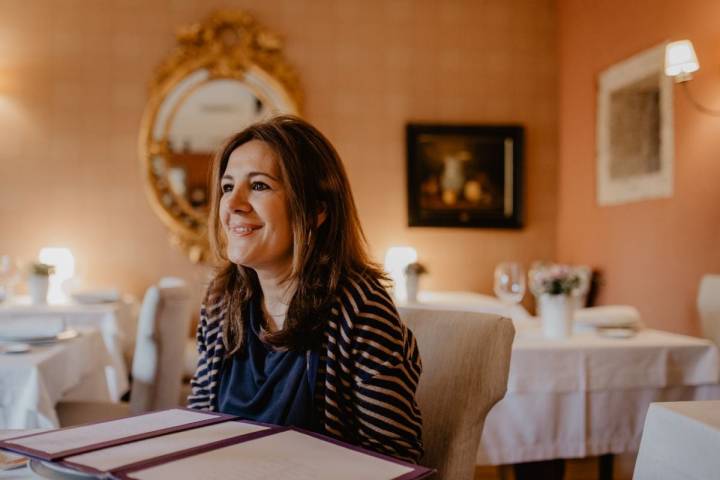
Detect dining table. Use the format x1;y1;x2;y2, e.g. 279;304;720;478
633;400;720;479
400;290;720;476
476;320;720;472
0;297;135;401
0;327;114;429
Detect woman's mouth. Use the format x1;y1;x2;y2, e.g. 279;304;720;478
228;224;262;236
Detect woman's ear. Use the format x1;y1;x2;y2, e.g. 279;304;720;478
316;203;327;227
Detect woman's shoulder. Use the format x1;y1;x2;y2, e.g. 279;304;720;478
334;270;404;337
200;291;227;327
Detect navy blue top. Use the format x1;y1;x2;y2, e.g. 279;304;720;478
217;297;320;431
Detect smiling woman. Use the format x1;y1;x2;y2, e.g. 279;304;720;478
188;116;425;463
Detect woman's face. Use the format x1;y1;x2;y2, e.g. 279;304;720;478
219;140;293;276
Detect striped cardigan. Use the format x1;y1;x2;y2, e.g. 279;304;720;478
187;272;424;462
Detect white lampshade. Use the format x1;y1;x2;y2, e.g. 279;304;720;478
384;246;418;302
665;40;700;80
38;247;75;303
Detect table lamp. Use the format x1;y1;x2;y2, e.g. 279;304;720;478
38;247;75;304
384;246;417;302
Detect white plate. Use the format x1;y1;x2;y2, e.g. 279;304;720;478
71;291;119;304
0;343;31;354
597;328;636;339
0;329;79;345
29;459;99;479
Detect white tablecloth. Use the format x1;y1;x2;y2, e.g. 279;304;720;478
0;327;113;429
0;299;134;400
404;290;533;323
477;322;720;465
634;400;720;479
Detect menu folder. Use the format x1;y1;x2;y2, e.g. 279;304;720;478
0;408;434;480
0;408;234;461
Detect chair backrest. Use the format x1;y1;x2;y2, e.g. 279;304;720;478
698;274;720;347
130;280;192;414
398;306;515;480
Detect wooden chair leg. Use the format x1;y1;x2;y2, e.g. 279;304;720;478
599;454;614;480
497;464;514;480
513;459;565;480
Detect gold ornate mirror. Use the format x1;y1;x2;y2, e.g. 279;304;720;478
139;10;302;263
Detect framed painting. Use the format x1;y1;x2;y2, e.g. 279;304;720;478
597;43;674;206
406;123;523;228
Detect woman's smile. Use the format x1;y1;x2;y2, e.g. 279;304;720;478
227;223;263;237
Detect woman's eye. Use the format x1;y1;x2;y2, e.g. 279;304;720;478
221;183;233;194
251;181;270;191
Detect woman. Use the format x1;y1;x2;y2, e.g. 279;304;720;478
188;115;423;462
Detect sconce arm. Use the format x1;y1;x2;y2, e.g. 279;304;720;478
681;81;720;116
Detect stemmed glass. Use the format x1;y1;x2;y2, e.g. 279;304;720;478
493;261;526;304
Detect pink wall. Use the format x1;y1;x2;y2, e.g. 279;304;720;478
557;0;720;334
0;0;558;307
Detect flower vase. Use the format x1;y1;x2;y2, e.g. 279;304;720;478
405;272;419;303
539;293;574;339
28;275;49;305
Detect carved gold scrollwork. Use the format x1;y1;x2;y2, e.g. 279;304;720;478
139;10;302;263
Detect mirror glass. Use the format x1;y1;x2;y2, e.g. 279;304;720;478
163;77;272;213
139;10;302;262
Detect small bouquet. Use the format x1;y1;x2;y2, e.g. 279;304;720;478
529;263;581;296
30;262;55;276
404;262;428;276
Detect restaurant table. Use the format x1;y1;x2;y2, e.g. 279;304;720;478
0;298;135;400
634;400;720;479
0;327;113;429
476;321;720;467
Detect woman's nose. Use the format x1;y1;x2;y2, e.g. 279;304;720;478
227;187;252;213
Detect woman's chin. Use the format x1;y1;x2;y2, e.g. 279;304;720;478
226;249;251;267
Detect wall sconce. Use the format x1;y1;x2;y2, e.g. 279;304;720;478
665;39;720;115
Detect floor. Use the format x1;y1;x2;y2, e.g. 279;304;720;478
474;453;637;480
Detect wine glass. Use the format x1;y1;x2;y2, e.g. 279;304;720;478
493;261;526;304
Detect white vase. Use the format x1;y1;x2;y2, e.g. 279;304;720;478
28;275;49;305
539;293;574;339
405;273;419;303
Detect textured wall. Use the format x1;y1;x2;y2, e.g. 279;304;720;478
0;0;558;309
557;0;720;334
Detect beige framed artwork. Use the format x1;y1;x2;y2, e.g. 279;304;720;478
596;43;674;206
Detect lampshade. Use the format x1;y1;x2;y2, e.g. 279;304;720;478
665;40;699;80
384;246;418;302
38;247;75;303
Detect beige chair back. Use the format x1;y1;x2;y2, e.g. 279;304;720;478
398;306;514;480
698;274;720;347
130;281;192;414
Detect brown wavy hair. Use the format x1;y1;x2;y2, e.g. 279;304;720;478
207;115;387;354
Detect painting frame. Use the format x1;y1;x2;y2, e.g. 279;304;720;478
596;43;674;206
406;123;523;229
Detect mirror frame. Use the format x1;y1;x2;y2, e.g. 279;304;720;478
138;10;302;263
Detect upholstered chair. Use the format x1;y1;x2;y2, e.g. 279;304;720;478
698;274;720;347
57;281;192;426
398;306;515;480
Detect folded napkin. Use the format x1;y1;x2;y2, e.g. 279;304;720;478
574;305;642;329
71;289;120;304
0;316;65;340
